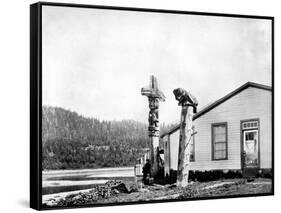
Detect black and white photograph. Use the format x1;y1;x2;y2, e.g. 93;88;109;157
30;2;273;210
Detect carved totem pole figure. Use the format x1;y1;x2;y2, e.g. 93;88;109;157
141;76;165;177
173;88;198;187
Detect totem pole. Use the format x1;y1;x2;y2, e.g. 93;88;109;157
141;76;165;177
173;88;198;187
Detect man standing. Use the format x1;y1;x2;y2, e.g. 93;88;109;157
142;159;152;185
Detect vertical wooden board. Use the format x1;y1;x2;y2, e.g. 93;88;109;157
164;136;171;177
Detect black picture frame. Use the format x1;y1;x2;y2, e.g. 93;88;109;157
30;2;274;210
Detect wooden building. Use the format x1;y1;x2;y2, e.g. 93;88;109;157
161;82;272;177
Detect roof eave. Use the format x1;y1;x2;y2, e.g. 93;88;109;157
160;82;271;138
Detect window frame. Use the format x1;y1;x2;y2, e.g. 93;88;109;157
211;122;228;161
190;126;195;162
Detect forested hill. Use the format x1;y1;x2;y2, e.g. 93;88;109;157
42;106;175;170
42;106;148;147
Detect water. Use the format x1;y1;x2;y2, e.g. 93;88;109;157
42;167;135;197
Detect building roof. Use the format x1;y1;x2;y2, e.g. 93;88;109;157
160;82;271;138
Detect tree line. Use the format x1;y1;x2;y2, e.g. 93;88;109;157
42;106;176;170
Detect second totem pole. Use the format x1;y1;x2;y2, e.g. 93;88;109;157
173;88;198;187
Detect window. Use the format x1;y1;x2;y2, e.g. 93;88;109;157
212;123;227;160
242;120;258;130
190;126;195;161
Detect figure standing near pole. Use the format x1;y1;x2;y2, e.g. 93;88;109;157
142;159;152;185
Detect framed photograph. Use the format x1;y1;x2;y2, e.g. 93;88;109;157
30;2;274;210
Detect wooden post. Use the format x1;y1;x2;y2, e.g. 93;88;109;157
141;76;165;177
177;106;193;187
164;135;171;178
150;136;159;176
173;88;198;187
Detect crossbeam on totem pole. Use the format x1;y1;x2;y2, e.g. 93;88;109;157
141;75;165;177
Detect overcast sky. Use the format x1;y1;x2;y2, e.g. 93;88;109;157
42;6;272;124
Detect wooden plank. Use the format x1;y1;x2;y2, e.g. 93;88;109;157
164;135;171;177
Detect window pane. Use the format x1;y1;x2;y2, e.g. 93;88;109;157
190;129;195;161
214;126;226;142
213;124;227;160
214;126;226;135
214;142;226;150
190;143;194;151
190;152;194;161
190;143;194;158
214;150;226;159
242;121;258;130
249;132;254;140
215;133;226;142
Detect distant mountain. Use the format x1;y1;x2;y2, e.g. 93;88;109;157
42;106;148;169
42;106;147;146
42;106;176;170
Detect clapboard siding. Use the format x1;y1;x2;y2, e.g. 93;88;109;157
169;131;179;170
167;86;271;171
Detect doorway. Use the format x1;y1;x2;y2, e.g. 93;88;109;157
241;120;259;176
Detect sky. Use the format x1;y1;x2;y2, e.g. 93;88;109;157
42;6;272;124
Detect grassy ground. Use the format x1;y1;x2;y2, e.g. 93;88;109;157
96;178;272;204
43;178;272;207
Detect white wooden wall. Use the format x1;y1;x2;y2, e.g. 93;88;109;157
166;87;271;171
